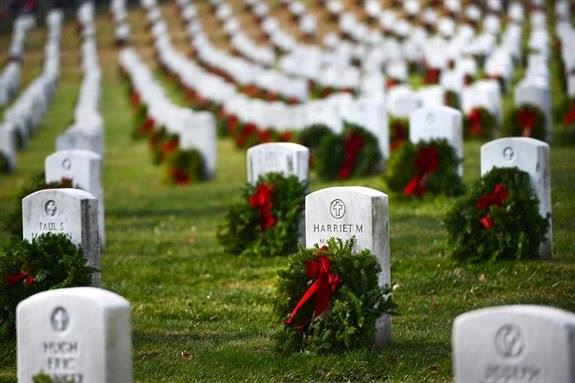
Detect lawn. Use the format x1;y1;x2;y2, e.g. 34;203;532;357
0;4;574;383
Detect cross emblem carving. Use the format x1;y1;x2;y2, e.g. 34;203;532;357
330;199;346;219
45;200;57;217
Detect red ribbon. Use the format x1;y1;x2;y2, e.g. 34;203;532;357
279;131;293;142
468;108;483;137
139;117;155;135
257;129;273;143
563;105;575;126
236;123;258;147
131;91;141;107
386;78;399;89
5;272;35;286
390;120;408;151
403;145;440;197
423;68;441;85
170;168;191;185
248;183;276;230
337;131;365;179
517;108;536;137
476;184;509;229
286;247;341;330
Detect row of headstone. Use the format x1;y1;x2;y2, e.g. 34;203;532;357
149;0;389;160
5;13;35;61
512;4;553;141
0;9;63;173
555;2;575;99
110;0;131;45
118;48;217;179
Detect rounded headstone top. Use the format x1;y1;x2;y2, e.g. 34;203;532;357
455;305;575;326
17;287;130;312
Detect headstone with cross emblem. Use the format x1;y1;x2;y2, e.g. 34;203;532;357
247;143;309;185
17;287;133;383
409;105;463;176
452;305;575;383
305;186;391;347
481;137;552;259
45;149;105;249
22;189;100;286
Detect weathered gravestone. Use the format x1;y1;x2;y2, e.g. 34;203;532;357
481;137;552;259
22;188;100;286
410;105;463;176
247;142;309;185
305;186;391;347
453;305;575;383
17;287;133;383
45;149;105;249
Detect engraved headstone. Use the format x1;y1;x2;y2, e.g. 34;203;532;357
305;186;391;347
22;189;100;286
481;137;552;259
247;143;309;185
45;149;105;249
453;305;575;383
410;106;463;175
17;287;133;383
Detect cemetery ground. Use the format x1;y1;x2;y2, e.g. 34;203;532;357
1;8;575;383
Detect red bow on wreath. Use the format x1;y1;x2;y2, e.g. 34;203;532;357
286;247;341;330
517;108;536;137
423;68;441;85
249;183;276;230
468;108;483;137
563;105;575;126
390;120;408;151
139;116;155;135
170;168;191;185
476;183;509;229
337;131;365;179
5;271;35;286
403;145;440;197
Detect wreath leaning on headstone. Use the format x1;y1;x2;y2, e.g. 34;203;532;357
272;237;396;353
0;233;96;340
298;122;381;180
384;138;464;198
444;167;549;262
218;172;306;257
504;103;547;140
464;107;497;139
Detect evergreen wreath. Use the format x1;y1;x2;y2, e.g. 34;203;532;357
272;237;396;353
384;139;464;197
444;90;460;110
297;124;334;167
149;127;177;165
315;122;382;180
504;104;547;140
0;233;96;340
165;148;207;185
218;172;306;257
444;167;549;262
2;174;74;239
464;107;496;139
389;116;409;151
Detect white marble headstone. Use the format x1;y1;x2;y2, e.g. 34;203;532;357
453;305;575;383
45;149;105;249
56;128;104;156
481;137;552;259
514;80;552;141
17;287;133;383
179;111;217;179
247;142;309;185
410;106;463;175
22;189;100;285
305;187;390;347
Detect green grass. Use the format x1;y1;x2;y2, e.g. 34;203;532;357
0;8;575;383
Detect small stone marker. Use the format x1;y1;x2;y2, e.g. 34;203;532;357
45;149;105;249
410;106;463;176
247;142;309;185
0;123;18;171
17;287;133;383
22;188;100;286
305;186;391;347
453;305;575;383
481;137;552;259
